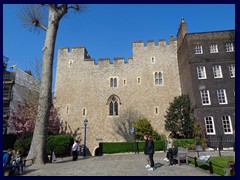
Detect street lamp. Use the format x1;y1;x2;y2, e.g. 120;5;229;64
83;119;88;157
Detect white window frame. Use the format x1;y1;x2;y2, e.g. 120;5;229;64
226;43;234;52
222;116;233;134
195;45;203;54
229;64;235;78
204;116;216;135
200;90;211;105
197;66;207;79
213;65;223;78
217;89;228;104
210;44;218;53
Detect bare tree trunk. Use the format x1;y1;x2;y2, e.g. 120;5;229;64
27;9;60;164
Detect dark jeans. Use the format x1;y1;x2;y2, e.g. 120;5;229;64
72;151;78;161
149;153;154;168
167;148;174;165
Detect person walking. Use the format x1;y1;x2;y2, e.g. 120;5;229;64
166;133;175;166
147;135;155;171
164;133;173;163
144;134;150;168
72;140;80;161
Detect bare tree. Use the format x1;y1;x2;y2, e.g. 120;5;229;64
18;4;87;164
113;108;142;141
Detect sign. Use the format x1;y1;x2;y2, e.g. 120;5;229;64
130;127;135;134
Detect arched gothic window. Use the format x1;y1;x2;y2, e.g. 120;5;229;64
107;95;121;116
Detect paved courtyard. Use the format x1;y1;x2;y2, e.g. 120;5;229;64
21;151;233;176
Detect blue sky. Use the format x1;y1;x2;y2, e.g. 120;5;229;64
3;4;235;92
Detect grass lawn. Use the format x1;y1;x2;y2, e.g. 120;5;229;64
188;156;234;176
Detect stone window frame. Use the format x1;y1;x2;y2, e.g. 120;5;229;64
212;65;223;78
229;64;235;78
110;76;118;88
217;89;228;105
69;59;74;68
197;66;207;79
154;71;163;86
106;94;122;117
209;43;219;53
225;42;234;52
82;108;87;117
151;56;156;64
222;115;233;135
66;104;70;114
200;89;211;105
123;79;127;86
137;77;141;85
154;106;159;115
204;116;216;135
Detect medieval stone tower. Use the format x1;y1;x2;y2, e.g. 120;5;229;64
54;36;181;156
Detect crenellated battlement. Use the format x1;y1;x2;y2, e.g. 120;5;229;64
58;46;91;59
58;36;177;66
132;37;177;47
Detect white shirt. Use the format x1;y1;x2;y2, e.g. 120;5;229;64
72;142;80;151
167;138;173;149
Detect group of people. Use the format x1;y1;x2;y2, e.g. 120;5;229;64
163;133;178;166
144;133;178;171
3;149;24;175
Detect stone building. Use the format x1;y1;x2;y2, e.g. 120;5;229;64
54;37;181;155
177;19;235;148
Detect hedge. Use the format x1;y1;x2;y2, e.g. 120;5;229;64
101;139;195;154
14;134;74;157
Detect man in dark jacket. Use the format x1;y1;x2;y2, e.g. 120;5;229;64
144;134;150;168
147;135;155;171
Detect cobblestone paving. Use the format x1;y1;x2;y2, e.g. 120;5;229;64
22;151;233;176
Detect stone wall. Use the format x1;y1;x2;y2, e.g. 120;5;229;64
54;38;181;155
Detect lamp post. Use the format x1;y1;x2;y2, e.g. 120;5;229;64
83;119;88;157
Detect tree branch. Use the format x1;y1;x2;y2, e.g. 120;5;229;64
37;22;47;31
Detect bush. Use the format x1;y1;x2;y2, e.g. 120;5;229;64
14;137;32;156
102;140;167;154
14;134;74;157
47;135;74;156
173;138;195;149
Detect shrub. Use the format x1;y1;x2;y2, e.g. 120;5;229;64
14;137;32;156
102;140;167;154
14;134;74;157
47;135;74;156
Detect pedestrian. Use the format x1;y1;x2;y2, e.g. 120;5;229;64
143;134;150;168
72;140;80;161
164;133;173;163
147;135;155;171
13;150;24;174
3;149;16;175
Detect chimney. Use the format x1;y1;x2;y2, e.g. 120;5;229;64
177;18;188;51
